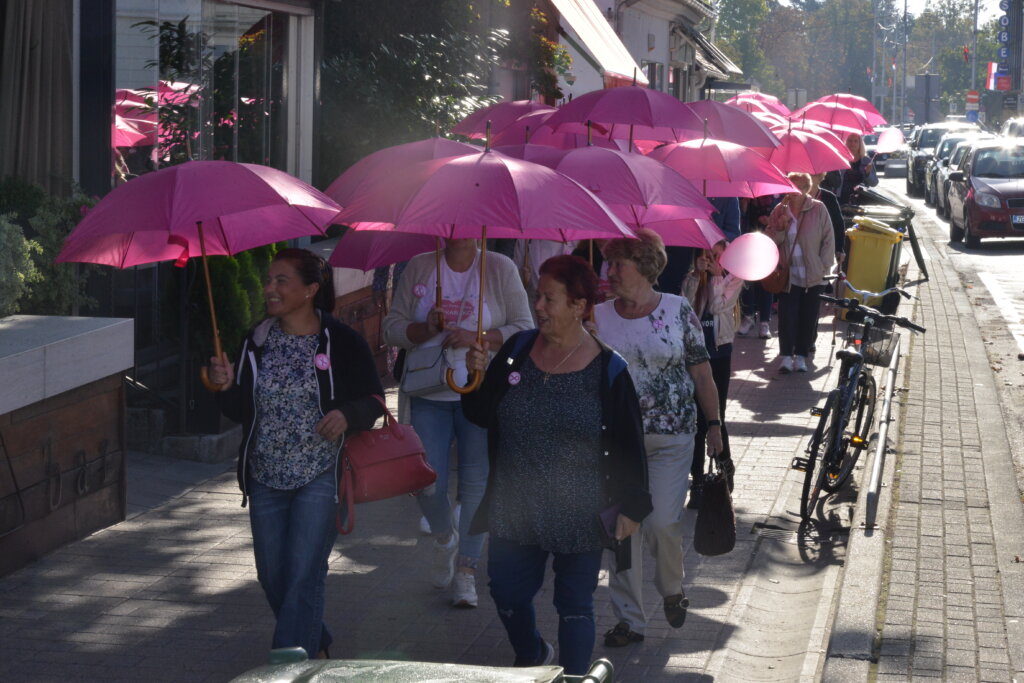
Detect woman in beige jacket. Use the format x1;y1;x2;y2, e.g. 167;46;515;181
765;172;836;373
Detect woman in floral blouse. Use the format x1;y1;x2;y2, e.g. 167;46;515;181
210;248;384;659
592;229;723;647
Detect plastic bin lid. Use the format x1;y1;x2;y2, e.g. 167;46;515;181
855;205;903;218
847;221;903;243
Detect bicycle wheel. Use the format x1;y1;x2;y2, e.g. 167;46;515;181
801;390;837;521
831;372;877;490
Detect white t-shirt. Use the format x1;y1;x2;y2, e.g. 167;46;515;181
411;251;492;401
513;239;576;285
786;209;808;286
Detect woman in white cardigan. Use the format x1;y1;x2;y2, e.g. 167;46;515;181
383;239;532;608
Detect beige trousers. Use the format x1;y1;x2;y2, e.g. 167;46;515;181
607;431;694;634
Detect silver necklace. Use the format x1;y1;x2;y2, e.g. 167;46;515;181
541;337;586;385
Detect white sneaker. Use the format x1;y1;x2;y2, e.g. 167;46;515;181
780;356;794;373
738;316;755;335
419;515;431;535
430;530;459;589
451;571;478;608
794;355;808;372
758;322;772;339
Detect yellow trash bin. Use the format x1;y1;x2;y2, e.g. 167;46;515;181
841;218;903;315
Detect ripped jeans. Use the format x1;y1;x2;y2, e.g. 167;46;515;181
488;536;603;675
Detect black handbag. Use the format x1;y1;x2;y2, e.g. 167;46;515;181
693;457;736;556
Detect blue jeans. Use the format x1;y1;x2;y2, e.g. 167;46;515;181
741;281;773;322
488;537;603;675
410;396;488;564
248;468;338;658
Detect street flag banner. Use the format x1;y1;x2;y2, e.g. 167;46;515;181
987;62;998;90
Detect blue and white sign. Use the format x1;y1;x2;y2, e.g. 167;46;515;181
1000;14;1011;27
966;110;979;123
1000;0;1010;10
1000;46;1010;59
999;30;1010;43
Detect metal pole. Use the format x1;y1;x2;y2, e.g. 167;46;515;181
902;0;908;124
872;0;878;109
971;0;979;90
865;335;902;529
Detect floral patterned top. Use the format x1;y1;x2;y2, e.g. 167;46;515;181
251;323;338;489
594;293;709;435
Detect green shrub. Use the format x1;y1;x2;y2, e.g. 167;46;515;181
22;188;98;315
0;213;42;317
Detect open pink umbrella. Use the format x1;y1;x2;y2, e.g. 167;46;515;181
112;115;150;148
771;121;854;161
680;100;781;154
336;149;633;392
726;92;790;116
491;111;624;150
791;101;873;135
324;137;480;208
768;129;852;174
328;229;441;271
648;138;796;198
452;100;556;139
57;160;341;391
541;85;704;145
813;93;887;127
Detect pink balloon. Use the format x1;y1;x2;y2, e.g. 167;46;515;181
719;232;779;281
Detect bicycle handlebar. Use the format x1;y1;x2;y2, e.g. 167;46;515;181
819;294;927;333
822;272;913;301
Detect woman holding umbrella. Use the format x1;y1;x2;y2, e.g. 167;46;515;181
382;238;532;608
208;248;385;659
831;132;878;204
592;230;723;645
462;255;651;674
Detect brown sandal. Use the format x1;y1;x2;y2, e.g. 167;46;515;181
603;622;644;647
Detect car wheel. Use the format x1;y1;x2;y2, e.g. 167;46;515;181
964;214;981;248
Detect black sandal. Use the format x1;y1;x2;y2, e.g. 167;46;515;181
603;622;644;647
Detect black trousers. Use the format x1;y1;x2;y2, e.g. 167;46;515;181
778;285;823;357
692;352;732;479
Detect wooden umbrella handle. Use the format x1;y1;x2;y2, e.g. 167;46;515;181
446;227;486;394
196;221;229;393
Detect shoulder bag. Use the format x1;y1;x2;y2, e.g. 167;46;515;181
759;219;800;294
336;396;436;535
400;343;452;396
693;456;736;556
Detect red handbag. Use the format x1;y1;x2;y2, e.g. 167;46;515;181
336;396;436;535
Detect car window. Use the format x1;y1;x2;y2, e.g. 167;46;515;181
950;145;970;167
919;128;946;148
937;137;966;159
864;134;879;145
971;148;1024;178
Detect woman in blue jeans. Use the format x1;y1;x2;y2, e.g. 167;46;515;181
211;248;384;658
383;239;532;607
462;256;651;674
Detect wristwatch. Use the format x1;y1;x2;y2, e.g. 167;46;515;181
706;419;722;427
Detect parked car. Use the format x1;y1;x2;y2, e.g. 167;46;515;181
864;129;889;171
906;122;980;197
999;117;1024;137
925;132;992;207
946;140;1024;246
936;139;985;219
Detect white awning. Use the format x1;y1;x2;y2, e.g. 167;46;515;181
550;0;649;87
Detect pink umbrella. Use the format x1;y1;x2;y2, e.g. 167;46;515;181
726;92;791;116
768;129;852;174
57;161;341;391
324;137;480;208
328;229;441;271
647;138;796;198
112;115;150;148
680;100;781;154
335;149;633;392
771;121;854;161
541;85;704;144
791;101;873;135
631;217;726;249
813;93;887;126
451;100;557;139
491;111;625;150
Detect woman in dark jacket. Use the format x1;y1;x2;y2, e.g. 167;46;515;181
210;248;384;659
462;255;651;675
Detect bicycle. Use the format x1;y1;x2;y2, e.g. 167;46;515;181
793;275;926;521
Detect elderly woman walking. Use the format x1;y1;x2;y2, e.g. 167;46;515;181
765;173;836;373
462;255;651;674
592;230;723;646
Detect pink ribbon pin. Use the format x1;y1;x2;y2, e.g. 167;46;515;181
508;371;521;386
413;283;428;298
314;353;331;371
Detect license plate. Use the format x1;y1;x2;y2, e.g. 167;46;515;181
1013;215;1024;224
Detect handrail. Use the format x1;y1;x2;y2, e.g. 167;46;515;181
864;334;901;529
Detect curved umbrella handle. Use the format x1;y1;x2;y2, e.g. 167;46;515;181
199;366;229;392
445;367;483;394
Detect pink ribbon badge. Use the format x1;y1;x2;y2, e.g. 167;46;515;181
413;283;428;298
508;371;521;386
314;353;331;371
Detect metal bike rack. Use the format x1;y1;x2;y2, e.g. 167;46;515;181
864;334;902;529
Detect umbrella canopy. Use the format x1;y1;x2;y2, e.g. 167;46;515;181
631;216;726;249
112;115;150;148
790;101;873;135
328;229;441;271
680;100;781;154
58;160;341;268
725;92;790;116
647;138;796;198
490;111;622;149
540;85;704;143
812;93;887;126
767;130;853;174
771;121;855;161
451;100;556;139
336;150;634;241
750;110;790;129
324;138;480;208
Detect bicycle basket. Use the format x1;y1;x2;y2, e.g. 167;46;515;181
845;323;896;366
